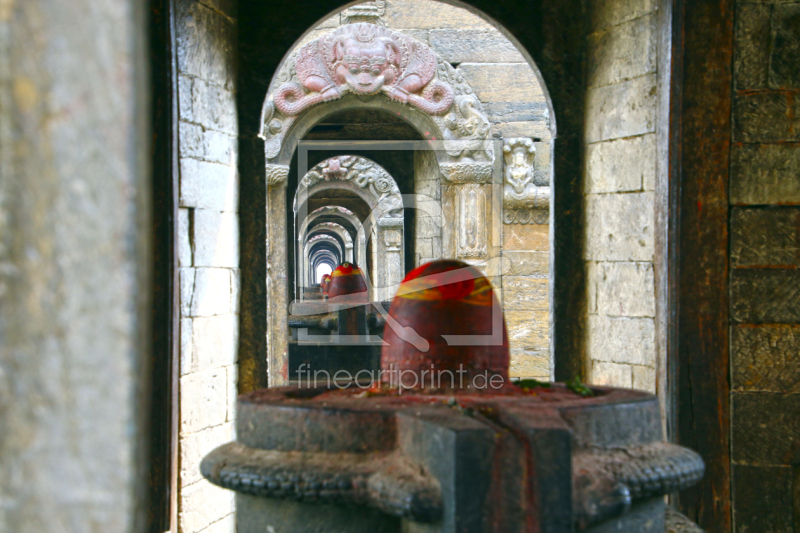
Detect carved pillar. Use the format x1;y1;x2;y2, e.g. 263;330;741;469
345;242;354;263
266;164;289;386
376;217;404;302
440;162;498;274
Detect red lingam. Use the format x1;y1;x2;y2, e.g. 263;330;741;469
320;273;331;296
326;262;368;303
381;259;509;390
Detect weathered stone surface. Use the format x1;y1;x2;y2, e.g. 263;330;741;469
733;91;800;142
595;261;655;317
190;314;238;373
180;422;235;486
429;29;525;63
180;368;229;434
494;121;552;142
732;465;793;533
591;361;633;388
632;365;656;393
190;268;234;317
179;479;235;533
177;0;236;88
181;267;196;317
503;276;549;311
179;158;238;211
181;318;193;376
587;315;655;366
179;75;237;134
383;0;492;30
227;364;238;422
230;269;240;314
180;121;237;165
202;513;236;533
506;309;549;348
415;177;441;201
483;101;549;123
179;207;193;266
502;251;549;276
585;74;657;143
734;3;770;90
769;4;800;88
456;63;544;104
588;13;657;88
590;0;657;33
584;192;655;261
509;347;550;379
197;0;236;17
731;392;800;464
732;324;800;393
731;269;800;323
586;134;655;193
193;209;240;267
416;238;433;258
503;223;549;251
731;207;800;267
730;142;800;205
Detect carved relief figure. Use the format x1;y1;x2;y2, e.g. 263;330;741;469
273;23;453;117
503;138;551;225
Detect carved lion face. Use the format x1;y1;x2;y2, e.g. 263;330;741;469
336;39;397;94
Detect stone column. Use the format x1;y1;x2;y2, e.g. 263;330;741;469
440;162;499;273
266;164;289;386
376;218;404;302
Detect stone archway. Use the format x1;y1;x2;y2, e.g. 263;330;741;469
261;3;554;386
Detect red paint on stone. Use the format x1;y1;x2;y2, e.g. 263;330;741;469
320;273;331;296
327;262;368;303
381;260;510;390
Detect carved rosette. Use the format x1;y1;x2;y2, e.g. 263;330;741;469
260;23;494;168
266;164;290;188
502;138;550;225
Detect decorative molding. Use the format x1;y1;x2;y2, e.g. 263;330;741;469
456;184;488;260
377;217;404;228
300;156;404;219
340;0;386;25
266;164;290;187
440;162;493;184
260;24;493;165
502;138;550;225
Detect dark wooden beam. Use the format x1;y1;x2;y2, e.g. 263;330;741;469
146;0;180;530
672;0;733;530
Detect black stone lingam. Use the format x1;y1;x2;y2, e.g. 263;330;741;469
203;260;704;533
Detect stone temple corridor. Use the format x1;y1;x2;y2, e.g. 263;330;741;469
0;0;798;532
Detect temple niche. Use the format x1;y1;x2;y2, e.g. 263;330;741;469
262;0;553;387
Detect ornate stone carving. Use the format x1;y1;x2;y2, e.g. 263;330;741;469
274;23;452;117
456;184;488;260
440;162;494;183
502;138;550;225
300;156;403;219
266;164;290;187
260;26;493;166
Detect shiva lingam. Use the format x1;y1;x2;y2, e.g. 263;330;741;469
202;260;704;533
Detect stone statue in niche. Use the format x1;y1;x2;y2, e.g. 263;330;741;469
502;138;550;225
273;23;453;117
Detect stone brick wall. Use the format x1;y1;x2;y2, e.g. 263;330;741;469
309;0;553;380
176;0;238;531
584;0;658;392
729;2;800;530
